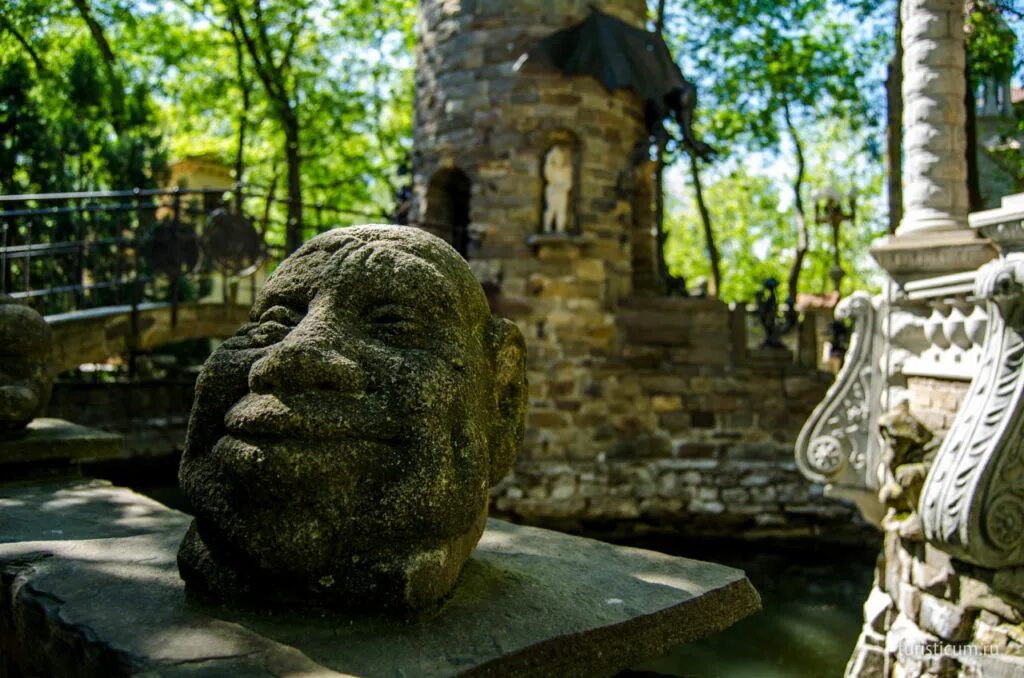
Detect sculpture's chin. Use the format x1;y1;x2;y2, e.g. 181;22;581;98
0;385;40;418
182;433;486;577
177;505;488;610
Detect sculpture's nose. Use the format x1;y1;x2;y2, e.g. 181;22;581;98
248;325;366;394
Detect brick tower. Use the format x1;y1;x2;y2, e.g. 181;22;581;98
413;0;656;458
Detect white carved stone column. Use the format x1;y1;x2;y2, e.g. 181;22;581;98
871;0;996;280
899;0;967;235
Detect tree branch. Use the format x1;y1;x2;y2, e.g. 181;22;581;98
0;13;47;74
70;0;125;132
227;1;285;104
689;153;721;297
783;99;808;302
70;0;116;65
278;4;303;72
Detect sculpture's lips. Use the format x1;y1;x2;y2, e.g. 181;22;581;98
223;392;396;442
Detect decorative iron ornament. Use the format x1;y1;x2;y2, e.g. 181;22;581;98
143;219;200;277
828;317;852;363
795;292;885;494
921;254;1024;568
201;209;265;277
754;278;798;349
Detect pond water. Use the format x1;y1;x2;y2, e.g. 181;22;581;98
625;535;879;678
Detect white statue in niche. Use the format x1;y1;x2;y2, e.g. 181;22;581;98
542;145;573;233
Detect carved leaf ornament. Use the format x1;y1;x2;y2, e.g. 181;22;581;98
921;255;1024;568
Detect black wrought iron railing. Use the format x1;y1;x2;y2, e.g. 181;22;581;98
0;186;364;317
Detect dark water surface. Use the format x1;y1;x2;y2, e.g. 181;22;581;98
624;535;879;678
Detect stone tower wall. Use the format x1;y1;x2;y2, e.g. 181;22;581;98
414;0;648;300
414;0;657;465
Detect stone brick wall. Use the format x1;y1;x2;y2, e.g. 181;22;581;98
846;532;1024;676
906;376;970;439
490;297;858;539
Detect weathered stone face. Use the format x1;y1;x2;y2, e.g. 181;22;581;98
0;295;53;438
178;226;527;609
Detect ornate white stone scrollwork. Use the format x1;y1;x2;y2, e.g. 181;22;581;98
901;294;986;381
921;254;1024;568
796;293;885;510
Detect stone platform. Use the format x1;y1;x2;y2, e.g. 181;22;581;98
0;480;759;677
0;418;123;467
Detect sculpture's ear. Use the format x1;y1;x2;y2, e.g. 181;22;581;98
485;316;527;486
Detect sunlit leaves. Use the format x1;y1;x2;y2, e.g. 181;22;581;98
654;0;888;298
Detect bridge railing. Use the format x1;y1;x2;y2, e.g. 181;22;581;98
0;186;369;318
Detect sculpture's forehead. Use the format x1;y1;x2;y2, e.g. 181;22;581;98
256;228;488;323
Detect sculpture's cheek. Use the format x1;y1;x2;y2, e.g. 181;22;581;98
181;344;270;476
370;351;476;416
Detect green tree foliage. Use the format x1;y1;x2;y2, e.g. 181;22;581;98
665;122;888;302
0;2;167;193
158;0;416;249
656;0;888;301
969;1;1022;81
0;0;415;250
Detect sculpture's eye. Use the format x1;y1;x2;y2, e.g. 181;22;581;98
251;305;302;345
367;303;421;343
259;305;302;328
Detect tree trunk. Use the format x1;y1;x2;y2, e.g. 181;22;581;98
886;0;904;233
283;113;303;254
783;101;808;304
262;170;280;235
689;153;720;297
227;1;304;253
653;0;668;291
70;0;124;131
965;57;983;211
231;24;249;204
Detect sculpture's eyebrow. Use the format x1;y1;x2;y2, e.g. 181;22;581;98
251;289;308;320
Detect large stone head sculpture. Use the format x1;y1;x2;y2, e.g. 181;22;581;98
178;226;527;609
0;295;53;438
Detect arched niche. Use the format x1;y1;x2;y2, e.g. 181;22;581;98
423;167;471;258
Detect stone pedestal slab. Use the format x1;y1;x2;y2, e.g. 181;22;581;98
0;480;759;677
0;418;123;469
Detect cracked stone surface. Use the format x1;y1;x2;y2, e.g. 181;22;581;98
0;479;759;677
